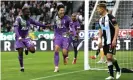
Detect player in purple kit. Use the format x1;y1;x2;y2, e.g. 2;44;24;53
14;6;47;72
69;13;80;64
53;5;71;72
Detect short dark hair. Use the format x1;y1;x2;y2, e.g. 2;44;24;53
97;3;106;9
57;5;64;11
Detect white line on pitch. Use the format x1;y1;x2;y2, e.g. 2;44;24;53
30;70;85;80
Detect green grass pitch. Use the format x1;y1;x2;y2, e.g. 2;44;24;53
1;51;133;80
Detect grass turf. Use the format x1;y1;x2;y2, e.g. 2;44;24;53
1;51;133;80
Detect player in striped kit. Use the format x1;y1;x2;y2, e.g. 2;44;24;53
97;3;121;79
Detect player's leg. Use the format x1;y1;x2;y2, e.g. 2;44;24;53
62;49;68;65
15;40;25;72
54;37;61;72
97;48;105;63
66;50;69;59
17;48;24;72
100;48;104;61
96;48;100;57
23;38;35;53
104;45;114;79
24;48;28;55
62;37;70;65
106;53;114;79
96;37;101;58
90;48;100;59
64;36;73;60
63;50;69;62
54;45;60;72
72;40;79;64
112;48;121;79
90;38;103;60
97;36;105;62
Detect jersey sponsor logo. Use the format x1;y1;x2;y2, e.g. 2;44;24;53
101;25;109;30
20;18;29;30
109;49;112;53
21;27;29;30
99;20;109;30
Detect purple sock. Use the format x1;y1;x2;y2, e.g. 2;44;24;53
54;52;59;66
18;55;23;68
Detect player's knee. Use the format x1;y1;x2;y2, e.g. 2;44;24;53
55;46;60;52
107;57;113;61
106;54;113;61
74;46;77;50
63;49;67;55
18;48;23;54
55;49;59;52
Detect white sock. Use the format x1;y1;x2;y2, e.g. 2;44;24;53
21;67;24;69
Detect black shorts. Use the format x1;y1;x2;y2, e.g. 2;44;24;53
72;39;79;47
103;44;116;55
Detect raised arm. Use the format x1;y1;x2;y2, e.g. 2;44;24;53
30;18;46;28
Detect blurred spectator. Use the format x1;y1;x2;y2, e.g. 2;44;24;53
132;11;133;18
89;1;95;17
1;1;84;33
65;1;73;15
36;4;42;21
131;11;133;28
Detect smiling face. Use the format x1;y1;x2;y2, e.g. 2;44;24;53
22;7;30;19
57;5;65;18
58;8;65;18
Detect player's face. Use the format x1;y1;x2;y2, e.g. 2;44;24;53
97;7;104;15
23;9;30;19
58;8;65;18
71;14;76;21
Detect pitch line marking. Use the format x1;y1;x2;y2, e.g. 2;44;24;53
30;70;85;80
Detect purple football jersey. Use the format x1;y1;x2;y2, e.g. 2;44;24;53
54;15;71;37
14;16;45;40
69;20;80;36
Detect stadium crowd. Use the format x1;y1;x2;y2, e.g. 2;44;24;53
1;1;84;33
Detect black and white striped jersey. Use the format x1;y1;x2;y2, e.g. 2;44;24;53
99;13;118;46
